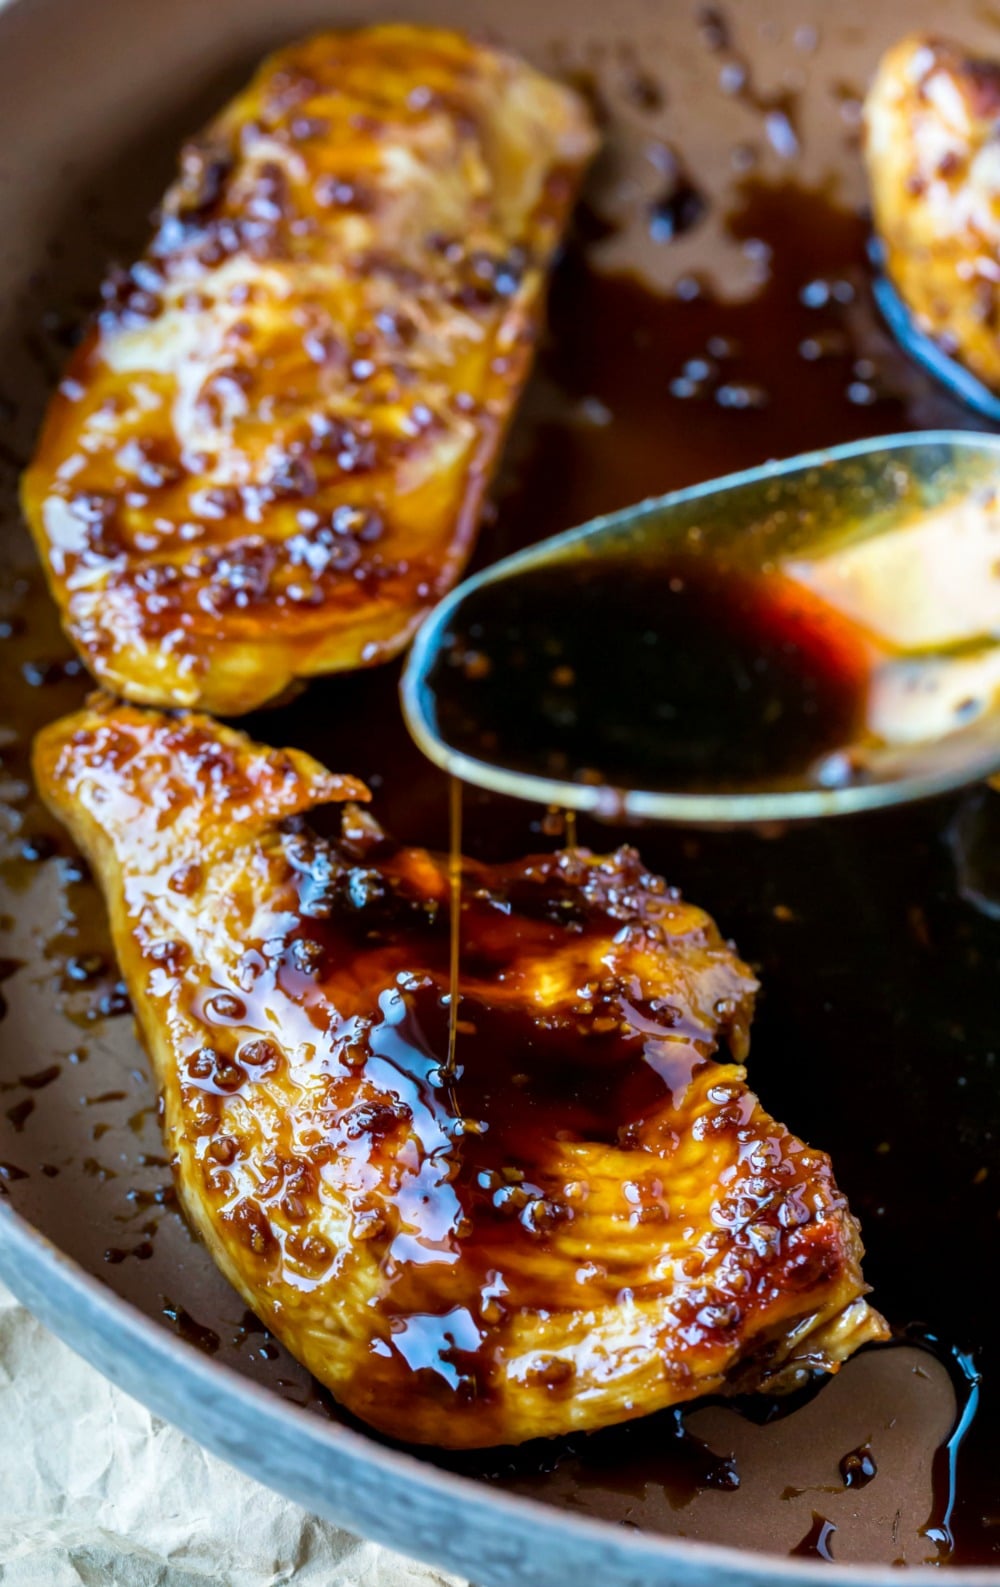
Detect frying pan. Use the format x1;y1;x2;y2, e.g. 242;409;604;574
1;0;999;1580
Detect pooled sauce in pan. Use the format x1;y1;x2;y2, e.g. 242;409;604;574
0;158;997;1563
487;179;975;565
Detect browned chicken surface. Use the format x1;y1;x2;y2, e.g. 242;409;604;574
21;27;597;715
865;33;1000;391
34;700;887;1448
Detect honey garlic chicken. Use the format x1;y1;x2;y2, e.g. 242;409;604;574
865;34;1000;391
34;703;887;1448
22;27;597;714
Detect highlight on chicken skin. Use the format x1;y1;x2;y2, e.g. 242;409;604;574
33;701;887;1449
21;27;598;716
865;33;1000;392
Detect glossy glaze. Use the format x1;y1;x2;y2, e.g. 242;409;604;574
21;26;597;714
33;700;884;1448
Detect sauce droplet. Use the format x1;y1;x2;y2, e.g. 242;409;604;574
791;1513;837;1560
162;1300;222;1355
839;1442;878;1489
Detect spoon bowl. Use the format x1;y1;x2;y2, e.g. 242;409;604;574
402;430;1000;825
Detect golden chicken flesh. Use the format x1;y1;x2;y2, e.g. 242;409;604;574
21;26;597;715
34;700;887;1449
865;32;1000;392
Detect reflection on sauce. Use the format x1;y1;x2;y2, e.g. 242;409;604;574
839;1443;877;1490
425;554;872;795
20;1064;60;1090
162;1300;221;1356
907;1325;982;1560
791;1512;837;1560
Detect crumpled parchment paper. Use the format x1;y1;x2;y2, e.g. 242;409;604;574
0;1281;466;1587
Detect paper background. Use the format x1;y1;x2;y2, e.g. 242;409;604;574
0;1281;466;1587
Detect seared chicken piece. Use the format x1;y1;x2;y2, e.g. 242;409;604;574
865;33;1000;390
22;27;597;715
34;702;886;1448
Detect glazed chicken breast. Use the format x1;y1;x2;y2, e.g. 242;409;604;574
21;27;597;715
34;701;886;1448
865;33;1000;391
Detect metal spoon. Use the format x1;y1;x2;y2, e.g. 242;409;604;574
401;430;1000;825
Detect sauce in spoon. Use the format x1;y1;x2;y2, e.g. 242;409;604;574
422;551;873;795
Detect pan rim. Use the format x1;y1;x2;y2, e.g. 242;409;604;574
1;1200;996;1585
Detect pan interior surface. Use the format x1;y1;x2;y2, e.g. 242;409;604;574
1;0;999;1579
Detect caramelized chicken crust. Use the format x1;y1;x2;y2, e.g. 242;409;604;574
34;701;886;1448
21;27;597;715
865;33;1000;391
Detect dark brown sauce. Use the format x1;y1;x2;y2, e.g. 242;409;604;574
424;554;872;795
175;817;765;1432
487;181;973;574
20;1063;61;1090
839;1443;877;1490
4;1097;34;1132
446;1402;740;1508
0;955;23;1026
162;1301;221;1355
649;179;707;244
1;175;997;1560
231;1308;269;1348
701;12;802;163
791;1512;837;1560
280;180;995;1560
81;1156;116;1182
646;147;708;244
909;1327;982;1559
